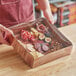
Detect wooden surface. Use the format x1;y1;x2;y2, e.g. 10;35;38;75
0;23;76;76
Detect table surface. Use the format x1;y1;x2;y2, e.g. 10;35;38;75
0;24;76;76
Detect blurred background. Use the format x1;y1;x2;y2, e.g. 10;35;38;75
32;0;76;27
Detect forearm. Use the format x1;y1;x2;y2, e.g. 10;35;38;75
37;0;51;12
37;0;54;24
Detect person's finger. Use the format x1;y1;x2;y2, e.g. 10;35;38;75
4;32;14;44
43;10;54;24
6;28;14;35
49;15;54;24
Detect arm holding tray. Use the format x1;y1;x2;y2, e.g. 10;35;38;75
0;24;14;44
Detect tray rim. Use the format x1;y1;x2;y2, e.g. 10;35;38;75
10;18;73;67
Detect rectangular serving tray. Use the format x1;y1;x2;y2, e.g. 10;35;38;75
9;18;72;68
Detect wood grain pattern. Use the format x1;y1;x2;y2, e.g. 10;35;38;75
0;44;14;54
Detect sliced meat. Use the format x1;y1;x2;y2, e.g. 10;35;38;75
42;44;49;52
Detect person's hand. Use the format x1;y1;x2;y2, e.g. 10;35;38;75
0;31;9;44
3;28;14;44
43;9;54;24
3;28;13;39
37;0;54;24
0;24;14;44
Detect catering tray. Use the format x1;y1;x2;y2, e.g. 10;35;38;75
9;18;72;68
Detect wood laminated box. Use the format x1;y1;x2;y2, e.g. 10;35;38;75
9;18;72;68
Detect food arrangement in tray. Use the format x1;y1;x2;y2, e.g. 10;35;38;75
10;18;72;67
16;23;64;55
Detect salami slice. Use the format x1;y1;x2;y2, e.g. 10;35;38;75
42;44;49;52
37;24;46;33
34;42;41;49
38;46;43;53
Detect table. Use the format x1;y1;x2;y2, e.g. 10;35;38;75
0;24;76;76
